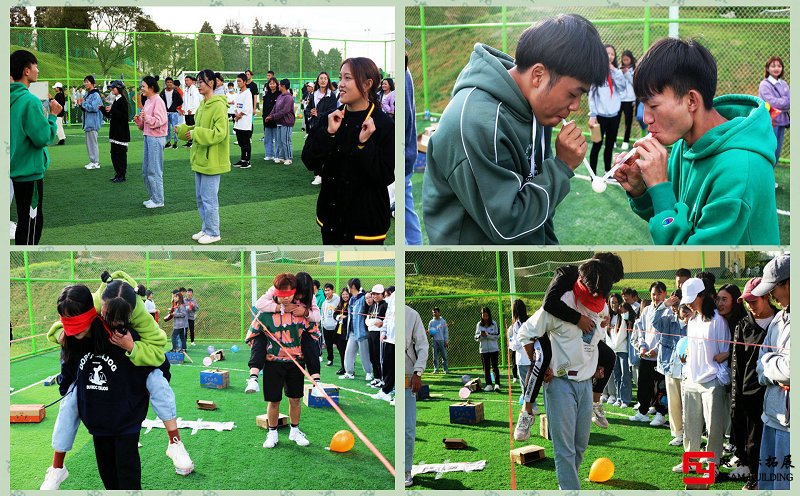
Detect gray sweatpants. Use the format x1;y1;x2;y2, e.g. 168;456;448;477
85;130;99;163
344;335;372;376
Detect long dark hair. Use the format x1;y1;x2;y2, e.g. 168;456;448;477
58;285;108;365
101;277;138;326
341;57;381;104
266;77;279;94
314;71;331;93
512;299;528;323
621;50;636;69
718;284;746;329
695;279;718;321
294;272;314;308
606;44;618;68
141;75;160;94
480;306;493;326
197;69;217;90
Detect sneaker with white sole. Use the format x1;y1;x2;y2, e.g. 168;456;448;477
621;142;630;151
514;410;534;441
264;156;273;161
198;234;221;244
84;162;100;170
311;176;322;185
729;463;751;480
144;200;164;209
673;461;696;473
284;159;292;165
371;390;392;402
273;158;284;164
191;230;206;240
633;402;641;410
493;384;500;392
619;402;629;408
592;402;610;429
339;373;355;379
263;429;279;448
607;396;617;404
40;466;69;489
650;412;666;426
245;377;260;393
613;399;622;407
405;471;414;487
600;394;608;403
289;427;309;446
629;411;651;422
166;440;194;475
484;385;493;392
669;435;684;446
365;373;374;382
10;221;16;239
369;378;381;387
648;406;657;415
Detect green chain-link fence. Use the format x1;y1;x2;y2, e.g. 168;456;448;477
10;250;395;360
11;26;393;125
406;5;790;162
405;250;774;371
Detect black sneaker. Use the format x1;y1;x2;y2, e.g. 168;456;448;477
114;177;126;183
335;368;345;375
239;161;251;169
57;139;65;146
172;142;177;149
183;141;192;148
232;160;244;168
110;176;118;181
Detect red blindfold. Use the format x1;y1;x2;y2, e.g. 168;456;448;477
274;288;296;298
60;308;98;336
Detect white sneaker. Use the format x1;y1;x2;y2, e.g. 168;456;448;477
191;342;196;347
264;156;273;161
729;463;751;480
633;402;641;410
10;221;16;239
629;411;651;422
514;410;534;441
648;406;657;415
166;440;194;475
592;402;610;429
371;390;392;402
673;461;695;473
619;402;629;408
621;142;630;151
144;200;164;209
311;175;322;185
365;373;374;382
245;377;260;393
84;162;100;170
263;429;279;448
649;412;666;426
669;435;684;446
607;396;617;404
493;384;500;392
289;427;309;446
512;377;517;383
613;399;622;407
273;158;284;164
40;466;69;489
600;394;608;403
405;471;414;487
389;398;395;406
284;159;292;165
339;373;355;379
191;230;206;240
484;385;493;392
198;234;221;244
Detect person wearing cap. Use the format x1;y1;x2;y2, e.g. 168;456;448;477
264;78;296;164
671;277;730;475
727;277;776;489
753;254;790;490
366;284;388;388
52;82;67;145
100;80;131;183
79;75;104;170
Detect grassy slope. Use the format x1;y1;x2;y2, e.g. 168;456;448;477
10;44;134;84
10;345;395;490
11;121;394;245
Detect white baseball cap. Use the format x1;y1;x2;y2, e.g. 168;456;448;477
52;82;63;89
679;278;706;305
371;284;385;294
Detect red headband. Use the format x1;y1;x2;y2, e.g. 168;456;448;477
274;288;296;298
573;279;606;313
61;308;98;336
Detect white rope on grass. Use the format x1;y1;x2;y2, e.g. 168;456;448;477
10;373;60;396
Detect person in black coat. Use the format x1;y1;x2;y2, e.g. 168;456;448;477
100;80;131;182
303;72;339;185
53;83;67;145
262;77;280;160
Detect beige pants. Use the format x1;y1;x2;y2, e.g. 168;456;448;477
682;377;729;464
666;375;683;437
56;116;66;140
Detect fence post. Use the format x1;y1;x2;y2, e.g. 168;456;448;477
70;251;75;283
194;33;199;72
65;27;71;124
24;252;36;353
240;251;246;341
701;251;706;272
250;35;254;74
384;40;387;75
501;6;508;54
419;6;430;116
336;251;341;293
145;251;150;287
643;6;651;54
507;251;516;307
133;32;138;88
495;251;506;368
299;34;304;85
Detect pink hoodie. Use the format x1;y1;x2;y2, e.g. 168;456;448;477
137;95;168;137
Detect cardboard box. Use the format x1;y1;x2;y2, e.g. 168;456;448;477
10;404;46;423
417;384;430;400
510;445;546;465
443;438;469;450
303;383;339;408
539;414;550;440
423;124;438;136
417;133;431;153
256;413;289;429
449;402;484;425
200;369;230;389
196;400;217;411
211;349;225;362
465;378;482;392
166;351;185;364
43;375;59;386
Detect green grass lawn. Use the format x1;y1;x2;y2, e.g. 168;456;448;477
10;344;395;490
411;160;790;245
12;120;394;245
410;369;744;490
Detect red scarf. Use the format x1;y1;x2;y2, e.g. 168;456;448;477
607;74;613;97
573;279;605;313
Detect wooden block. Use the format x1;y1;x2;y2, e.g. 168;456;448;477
539;414;550;440
196;400;217;411
510;445;546;465
200;369;230;389
465;378;482;392
417;384;430;400
10;404;46;423
443;438;469;450
256;413;289;429
449;402;484;425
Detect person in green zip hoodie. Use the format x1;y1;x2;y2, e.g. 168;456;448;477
423;14;609;245
613;38;780;245
176;69;231;245
10;50;62;245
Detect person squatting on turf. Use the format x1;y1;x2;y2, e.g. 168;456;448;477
40;271;193;490
423;14;607;245
514;257;616;490
254;273;321;448
245;273;321;393
100;80;131;183
10;49;61;246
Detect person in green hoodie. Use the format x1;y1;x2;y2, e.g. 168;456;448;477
176;69;231;245
423;14;609;245
613;38;780;245
10;50;62;245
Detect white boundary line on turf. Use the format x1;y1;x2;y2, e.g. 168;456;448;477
10;373;60;396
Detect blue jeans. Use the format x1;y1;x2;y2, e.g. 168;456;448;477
432;340;448;372
171;327;187;351
195;173;221;237
276;125;292;160
773;125;787;163
613;351;632;404
146;368;177;420
405;386;416;474
544;376;592;490
405;172;422;245
758;424;790;489
264;126;277;158
142;135;165;204
167;112;180;143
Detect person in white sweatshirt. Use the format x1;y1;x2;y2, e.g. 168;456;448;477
181;75;200;147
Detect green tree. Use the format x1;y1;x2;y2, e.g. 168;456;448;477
11;7;32;27
219;21;248;72
10;7;33;48
196;23;224;72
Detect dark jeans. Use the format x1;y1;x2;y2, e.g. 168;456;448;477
188;319;195;343
620;101;635;144
368;331;382;381
93;432;142;489
590;112;622;174
593;339;617;394
247;332;268;370
235;128;253;161
481;351;500;386
12;178;44;245
732;390;765;475
301;331;320;377
637;359;667;415
381;342;395;394
110;143;128;179
324;327;337;362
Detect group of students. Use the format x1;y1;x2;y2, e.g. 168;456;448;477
495;253;790;490
137;286;200;353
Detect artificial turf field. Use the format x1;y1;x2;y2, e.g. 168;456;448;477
9;343;395;490
410;369;745;491
11;120;395;245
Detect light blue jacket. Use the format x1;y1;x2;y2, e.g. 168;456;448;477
347;291;368;341
81;89;104;132
653;305;687;377
619;68;636;102
588;67;627;118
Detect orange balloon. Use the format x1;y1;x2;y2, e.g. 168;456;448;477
589;457;615;482
329;430;355;453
